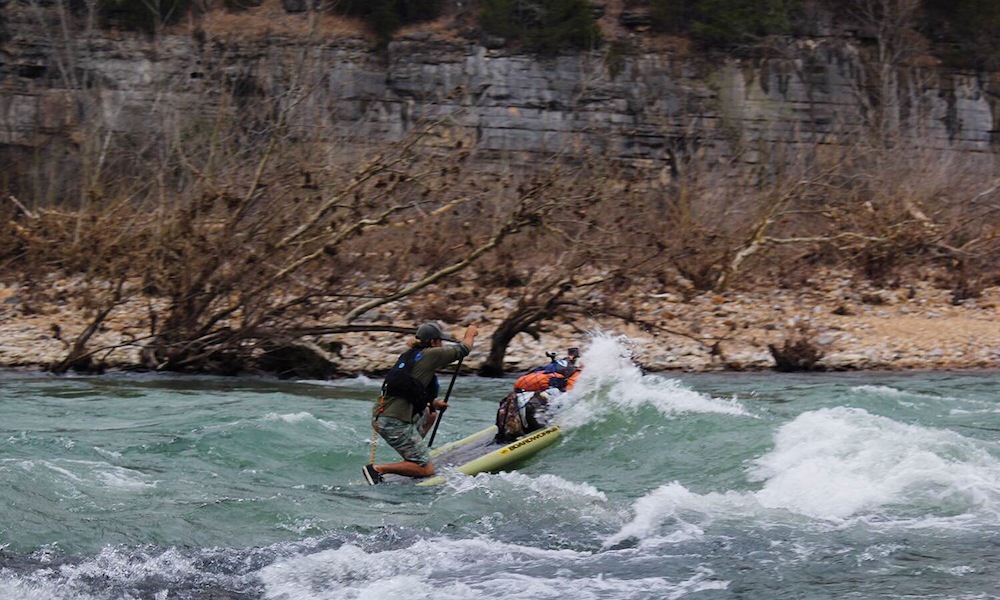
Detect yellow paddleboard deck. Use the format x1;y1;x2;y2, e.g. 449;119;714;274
413;425;562;486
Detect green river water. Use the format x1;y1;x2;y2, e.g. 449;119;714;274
2;335;998;599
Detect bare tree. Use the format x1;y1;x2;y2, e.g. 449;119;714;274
848;0;926;143
474;159;671;375
478;270;588;377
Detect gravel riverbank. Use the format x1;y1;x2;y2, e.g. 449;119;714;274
2;271;999;375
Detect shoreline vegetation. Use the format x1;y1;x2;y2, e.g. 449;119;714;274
2;2;999;378
4;131;998;378
2;269;998;377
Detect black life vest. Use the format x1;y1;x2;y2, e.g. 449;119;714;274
381;347;439;414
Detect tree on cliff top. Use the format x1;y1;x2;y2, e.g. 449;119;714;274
642;0;800;47
327;0;444;44
922;0;1000;69
480;0;603;54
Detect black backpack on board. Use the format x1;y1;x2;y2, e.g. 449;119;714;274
382;347;435;413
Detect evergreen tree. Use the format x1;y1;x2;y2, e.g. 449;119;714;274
95;0;196;33
480;0;603;54
647;0;696;33
690;0;800;47
331;0;444;43
922;0;1000;68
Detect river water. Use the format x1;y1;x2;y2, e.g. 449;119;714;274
2;335;998;599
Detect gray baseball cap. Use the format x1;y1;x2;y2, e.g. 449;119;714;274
415;322;457;343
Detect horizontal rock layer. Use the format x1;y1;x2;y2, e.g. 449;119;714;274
2;9;998;166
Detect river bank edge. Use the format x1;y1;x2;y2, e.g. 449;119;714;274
2;272;1000;377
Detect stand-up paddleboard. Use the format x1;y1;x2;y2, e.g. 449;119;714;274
418;424;561;486
380;424;561;486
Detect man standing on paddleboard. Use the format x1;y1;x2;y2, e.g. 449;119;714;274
363;321;478;484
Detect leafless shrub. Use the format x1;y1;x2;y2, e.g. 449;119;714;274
769;326;826;372
633;138;1000;301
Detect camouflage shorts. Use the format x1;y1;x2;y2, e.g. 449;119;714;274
374;416;431;466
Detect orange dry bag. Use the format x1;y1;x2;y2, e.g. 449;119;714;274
514;370;562;392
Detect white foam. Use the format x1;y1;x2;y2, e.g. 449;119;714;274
603;482;758;549
92;446;122;460
265;411;315;425
299;375;381;388
603;408;1000;547
0;545;225;600
852;384;908;397
260;411;353;436
260;536;728;600
429;471;617;533
0;577;100;600
444;470;609;507
94;467;157;491
749;407;1000;521
73;545;200;584
852;384;962;404
5;458;155;493
556;333;748;429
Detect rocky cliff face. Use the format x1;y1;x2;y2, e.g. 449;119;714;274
1;5;998;177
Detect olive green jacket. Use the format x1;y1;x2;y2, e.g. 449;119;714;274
373;343;470;423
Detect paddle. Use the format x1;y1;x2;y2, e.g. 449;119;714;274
428;356;463;448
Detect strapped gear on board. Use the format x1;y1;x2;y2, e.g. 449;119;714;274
513;348;581;393
495;347;581;444
495;390;551;443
